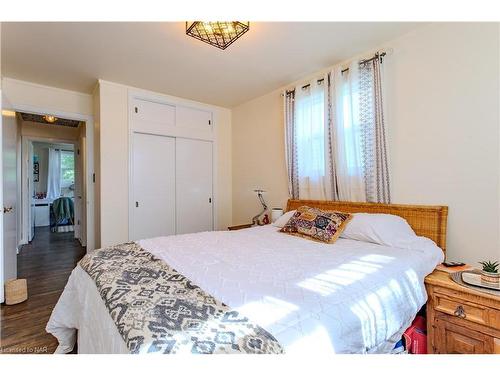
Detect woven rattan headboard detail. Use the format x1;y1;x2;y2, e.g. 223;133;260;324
286;199;449;254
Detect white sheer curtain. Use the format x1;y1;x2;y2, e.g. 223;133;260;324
330;62;366;202
294;76;332;200
47;148;61;201
283;55;390;203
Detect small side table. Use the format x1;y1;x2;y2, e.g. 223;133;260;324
425;270;500;354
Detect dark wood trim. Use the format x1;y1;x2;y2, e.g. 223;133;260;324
227;223;253;231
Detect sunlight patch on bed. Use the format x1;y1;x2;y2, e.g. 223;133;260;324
359;254;395;264
405;268;420;288
350;276;423;350
400;269;425;311
297;255;392;296
236;296;299;327
350;298;378;349
388;278;403;299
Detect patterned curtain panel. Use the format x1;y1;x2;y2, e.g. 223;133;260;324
359;57;391;203
325;73;339;200
283;90;299;199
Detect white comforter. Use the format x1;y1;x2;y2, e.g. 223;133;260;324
46;225;443;354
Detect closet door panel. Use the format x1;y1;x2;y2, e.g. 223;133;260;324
131;98;176;135
176;138;213;234
176;106;212;132
131;133;175;240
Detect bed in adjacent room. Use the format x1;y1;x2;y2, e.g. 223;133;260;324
46;200;448;354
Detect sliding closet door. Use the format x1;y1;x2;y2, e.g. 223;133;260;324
131;133;175;240
176;138;213;234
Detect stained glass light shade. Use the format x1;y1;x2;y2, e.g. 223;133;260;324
186;22;250;50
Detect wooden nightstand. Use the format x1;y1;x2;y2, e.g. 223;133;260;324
425;270;500;354
227;223;253;231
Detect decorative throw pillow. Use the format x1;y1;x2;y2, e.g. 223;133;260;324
280;206;352;244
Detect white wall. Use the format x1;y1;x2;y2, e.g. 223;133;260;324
214;108;233;230
96;81;129;247
1;78;93;116
232;90;288;225
384;23;499;264
232;23;500;265
95;80;232;248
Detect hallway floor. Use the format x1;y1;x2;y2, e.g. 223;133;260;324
0;227;85;354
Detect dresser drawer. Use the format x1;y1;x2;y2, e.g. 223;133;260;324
434;293;500;330
434;318;493;354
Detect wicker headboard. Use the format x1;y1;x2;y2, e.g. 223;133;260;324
286;199;449;254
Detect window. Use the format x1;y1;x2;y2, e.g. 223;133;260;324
60;151;75;188
294;81;328;199
288;71;365;201
340;76;363;174
285;60;389;203
296;86;326;177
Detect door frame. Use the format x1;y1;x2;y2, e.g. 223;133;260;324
25;140;35;242
7;103;95;252
21;136;80;244
1;88;4;302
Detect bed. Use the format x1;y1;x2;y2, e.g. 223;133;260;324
46;199;448;354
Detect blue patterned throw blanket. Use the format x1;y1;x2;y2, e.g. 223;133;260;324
79;242;283;354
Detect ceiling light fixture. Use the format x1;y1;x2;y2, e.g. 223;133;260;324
1;110;16;117
43;115;58;124
186;22;249;50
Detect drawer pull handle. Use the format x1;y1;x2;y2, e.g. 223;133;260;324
454;305;466;319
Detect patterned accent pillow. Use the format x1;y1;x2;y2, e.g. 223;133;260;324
280;206;352;244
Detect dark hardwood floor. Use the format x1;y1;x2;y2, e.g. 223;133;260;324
0;227;85;354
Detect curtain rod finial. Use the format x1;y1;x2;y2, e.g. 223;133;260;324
382;48;394;56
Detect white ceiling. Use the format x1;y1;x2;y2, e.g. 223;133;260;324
2;22;424;107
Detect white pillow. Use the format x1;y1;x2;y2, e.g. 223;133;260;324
272;210;296;228
340;213;417;248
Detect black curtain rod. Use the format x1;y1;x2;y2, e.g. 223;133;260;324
341;52;386;74
285;52;386;95
300;78;325;90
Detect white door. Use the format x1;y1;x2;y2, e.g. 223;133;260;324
74;146;82;241
176;138;213;234
28;142;35;242
79;133;87;247
2;111;18;281
131;133;176;241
